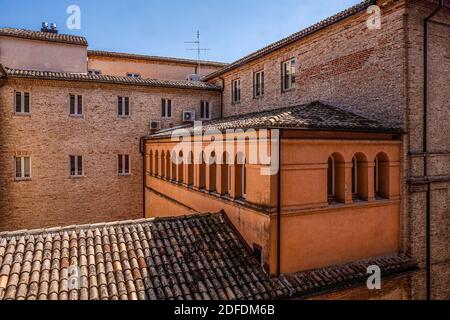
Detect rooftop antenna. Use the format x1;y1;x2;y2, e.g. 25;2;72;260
185;31;211;76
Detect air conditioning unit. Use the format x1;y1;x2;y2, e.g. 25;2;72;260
182;111;195;122
186;74;202;81
149;120;161;132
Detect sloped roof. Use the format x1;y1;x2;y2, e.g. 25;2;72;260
147;102;403;138
0;28;88;46
0;212;288;300
204;0;375;80
2;66;221;91
88;50;228;67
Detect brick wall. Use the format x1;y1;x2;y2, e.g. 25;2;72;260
0;79;220;231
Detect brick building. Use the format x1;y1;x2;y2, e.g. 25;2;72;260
0;0;448;300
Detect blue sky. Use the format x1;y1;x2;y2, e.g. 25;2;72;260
0;0;361;63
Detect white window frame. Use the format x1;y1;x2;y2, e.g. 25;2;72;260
231;79;241;104
161;99;172;118
126;73;141;79
253;70;265;98
14;156;31;180
14;91;31;114
118;96;130;117
200;101;211;120
69;94;83;117
118;154;131;176
282;58;296;92
69;155;84;177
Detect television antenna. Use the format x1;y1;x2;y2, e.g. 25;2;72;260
185;31;211;76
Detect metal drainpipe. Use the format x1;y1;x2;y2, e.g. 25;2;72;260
276;130;282;276
423;0;444;301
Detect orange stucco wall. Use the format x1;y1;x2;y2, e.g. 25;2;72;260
0;36;87;73
144;131;403;275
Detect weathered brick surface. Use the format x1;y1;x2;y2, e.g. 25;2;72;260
0;79;220;231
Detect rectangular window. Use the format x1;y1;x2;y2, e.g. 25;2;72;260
88;69;102;75
253;70;265;98
69;94;83;116
231;79;241;104
161;99;172;118
200;101;210;120
70;155;83;177
118;96;130;117
14;156;31;180
118;154;131;175
126;73;141;79
282;59;296;91
14;91;31;114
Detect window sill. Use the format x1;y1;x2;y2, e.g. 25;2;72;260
69;115;84;118
70;175;85;179
253;95;264;100
118;173;132;177
14;177;32;182
231;101;241;105
118;115;131;119
282;88;296;93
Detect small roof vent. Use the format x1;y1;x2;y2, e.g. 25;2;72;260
41;22;58;34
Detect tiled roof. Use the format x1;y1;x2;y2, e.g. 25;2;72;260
88;50;228;67
147;102;403;138
0;28;88;46
281;254;417;298
204;0;375;80
0;212;288;300
2;66;221;91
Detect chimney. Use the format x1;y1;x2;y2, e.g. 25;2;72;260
41;22;49;32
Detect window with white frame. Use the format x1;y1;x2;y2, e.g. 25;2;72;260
161;99;172;118
69;94;83;116
14;156;31;180
118;154;131;175
14;91;30;114
253;70;265;98
231;79;241;104
127;73;141;79
70;155;83;177
200;101;210;120
118;96;130;117
281;58;296;91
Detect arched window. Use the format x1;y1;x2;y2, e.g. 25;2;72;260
328;153;345;203
171;150;177;181
374;152;390;199
207;151;216;192
148;150;153;175
177;151;184;183
199;152;206;189
165;151;171;179
327;156;335;200
187;152;194;186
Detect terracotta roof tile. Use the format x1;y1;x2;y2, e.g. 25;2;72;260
0;28;88;46
148;101;403;139
204;0;375;80
2;66;221;91
0;212;288;300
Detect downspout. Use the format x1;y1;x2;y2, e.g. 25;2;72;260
219;76;225;118
423;0;444;301
276;130;282;276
